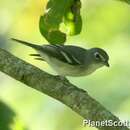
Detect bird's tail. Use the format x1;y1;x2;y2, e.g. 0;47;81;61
11;38;41;50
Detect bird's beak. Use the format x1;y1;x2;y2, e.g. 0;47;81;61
104;61;110;67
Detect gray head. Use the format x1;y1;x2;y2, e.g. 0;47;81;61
88;48;109;67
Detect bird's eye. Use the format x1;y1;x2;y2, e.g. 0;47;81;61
94;52;101;60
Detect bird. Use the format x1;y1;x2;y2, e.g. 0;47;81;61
11;38;109;77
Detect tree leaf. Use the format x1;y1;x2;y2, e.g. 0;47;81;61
39;0;82;44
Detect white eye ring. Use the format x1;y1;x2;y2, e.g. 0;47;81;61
94;52;101;60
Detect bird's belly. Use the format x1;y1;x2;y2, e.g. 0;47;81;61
47;58;96;77
39;53;101;77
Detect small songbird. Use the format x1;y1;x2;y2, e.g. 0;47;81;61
11;38;109;77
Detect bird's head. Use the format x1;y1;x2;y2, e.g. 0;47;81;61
88;48;109;68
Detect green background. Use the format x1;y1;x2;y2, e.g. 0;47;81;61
0;0;130;130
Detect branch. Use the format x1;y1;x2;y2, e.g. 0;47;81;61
0;48;129;130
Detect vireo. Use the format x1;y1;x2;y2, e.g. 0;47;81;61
11;38;109;77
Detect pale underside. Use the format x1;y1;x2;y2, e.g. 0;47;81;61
38;51;103;77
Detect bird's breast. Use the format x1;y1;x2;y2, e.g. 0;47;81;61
47;57;102;76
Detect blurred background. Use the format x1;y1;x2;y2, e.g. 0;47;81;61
0;0;130;130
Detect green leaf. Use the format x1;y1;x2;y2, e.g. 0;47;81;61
39;0;82;44
39;16;66;44
0;101;15;130
64;0;82;35
0;101;28;130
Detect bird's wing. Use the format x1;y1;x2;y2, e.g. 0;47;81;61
11;38;87;65
41;45;88;65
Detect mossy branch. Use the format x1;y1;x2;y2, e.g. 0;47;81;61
0;48;129;130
